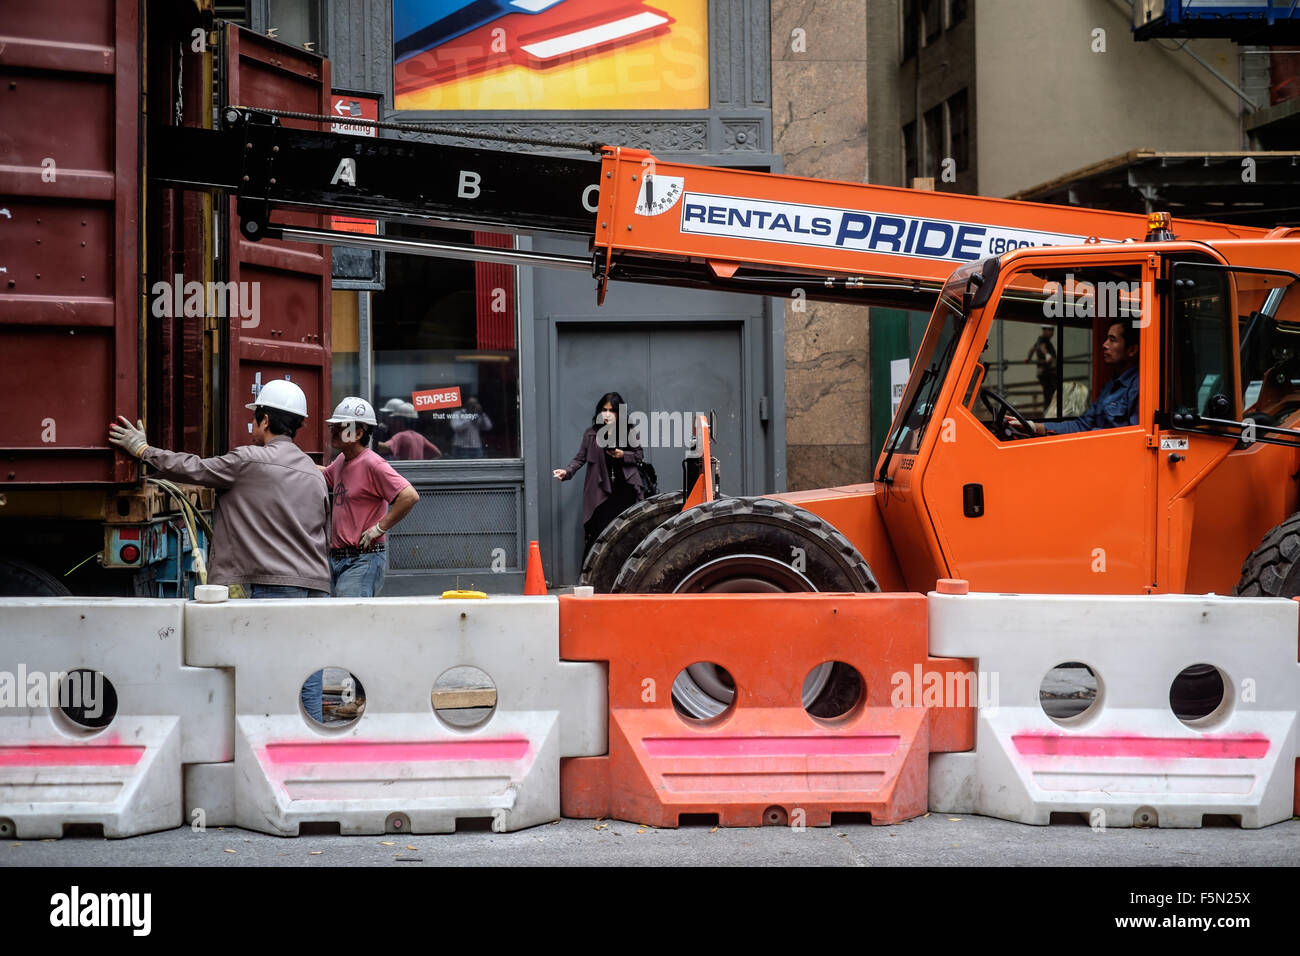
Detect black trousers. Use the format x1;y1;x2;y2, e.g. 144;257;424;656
583;484;640;559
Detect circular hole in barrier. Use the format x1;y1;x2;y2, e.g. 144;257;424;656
1169;663;1227;724
432;665;498;730
0;819;14;838
673;662;736;721
301;668;367;728
1039;662;1099;723
804;662;864;720
52;669;117;732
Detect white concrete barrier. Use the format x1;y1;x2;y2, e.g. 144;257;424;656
928;591;1300;828
0;599;233;838
184;593;606;836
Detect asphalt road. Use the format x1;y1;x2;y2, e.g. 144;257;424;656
7;814;1298;867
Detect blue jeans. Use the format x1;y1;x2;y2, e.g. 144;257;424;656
331;549;388;597
246;585;328;721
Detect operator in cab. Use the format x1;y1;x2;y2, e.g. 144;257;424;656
1024;320;1139;436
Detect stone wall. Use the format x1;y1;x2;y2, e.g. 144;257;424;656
771;0;872;490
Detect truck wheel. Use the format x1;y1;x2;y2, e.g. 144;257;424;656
1234;513;1300;597
580;491;688;593
0;557;72;597
613;496;878;594
611;497;877;719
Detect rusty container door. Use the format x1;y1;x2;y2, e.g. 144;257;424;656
221;26;331;459
0;0;141;484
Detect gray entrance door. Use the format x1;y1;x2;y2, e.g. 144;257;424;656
548;322;744;587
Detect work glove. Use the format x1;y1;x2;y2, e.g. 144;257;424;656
108;416;149;457
359;523;386;550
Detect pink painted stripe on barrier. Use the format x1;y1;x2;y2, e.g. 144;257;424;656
0;745;145;767
643;736;900;758
264;739;531;765
1012;734;1269;759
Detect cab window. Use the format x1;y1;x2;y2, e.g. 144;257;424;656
967;264;1144;439
1168;262;1299;428
1234;269;1300;424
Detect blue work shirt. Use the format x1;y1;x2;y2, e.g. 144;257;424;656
1046;365;1140;435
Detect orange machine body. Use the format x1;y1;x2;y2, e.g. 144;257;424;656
594;148;1296;597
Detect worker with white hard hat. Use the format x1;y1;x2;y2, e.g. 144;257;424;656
321;396;419;596
108;378;331;601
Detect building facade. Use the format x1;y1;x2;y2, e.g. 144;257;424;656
243;0;788;590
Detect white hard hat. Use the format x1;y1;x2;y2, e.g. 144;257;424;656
394;402;418;419
245;379;308;418
381;398;404;413
326;397;377;425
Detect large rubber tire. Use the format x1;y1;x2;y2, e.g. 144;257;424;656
1234;512;1300;597
612;497;877;719
580;491;685;593
0;557;71;597
612;496;878;595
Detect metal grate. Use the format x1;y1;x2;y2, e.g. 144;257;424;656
387;487;520;572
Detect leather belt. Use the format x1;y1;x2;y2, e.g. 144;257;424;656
330;545;385;558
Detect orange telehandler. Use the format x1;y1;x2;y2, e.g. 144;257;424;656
578;148;1300;606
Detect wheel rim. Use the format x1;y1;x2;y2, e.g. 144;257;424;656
669;554;833;718
671;553;816;593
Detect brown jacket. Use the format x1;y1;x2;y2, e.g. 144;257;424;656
142;436;330;592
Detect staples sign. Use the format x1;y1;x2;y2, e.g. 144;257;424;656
413;387;462;410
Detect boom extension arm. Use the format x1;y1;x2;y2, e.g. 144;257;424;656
151;109;1267;310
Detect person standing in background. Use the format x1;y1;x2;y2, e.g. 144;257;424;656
373;398;405;453
322;397;419;596
450;396;492;458
1028;324;1057;412
379;402;443;460
553;391;644;559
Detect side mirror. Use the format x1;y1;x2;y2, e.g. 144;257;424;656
962;273;983;314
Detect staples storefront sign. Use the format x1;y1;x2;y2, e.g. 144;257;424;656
413;387;462;410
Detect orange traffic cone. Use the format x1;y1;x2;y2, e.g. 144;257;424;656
524;540;547;595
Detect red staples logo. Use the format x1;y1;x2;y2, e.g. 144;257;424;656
412;387;462;410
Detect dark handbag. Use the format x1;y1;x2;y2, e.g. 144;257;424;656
636;459;658;496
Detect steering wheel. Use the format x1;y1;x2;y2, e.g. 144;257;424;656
980;388;1036;440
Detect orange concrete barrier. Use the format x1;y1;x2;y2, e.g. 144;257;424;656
560;592;974;827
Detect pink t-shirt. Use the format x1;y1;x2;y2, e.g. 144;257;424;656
384;430;441;460
322;449;411;550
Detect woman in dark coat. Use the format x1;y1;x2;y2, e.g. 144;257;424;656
552;392;645;558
